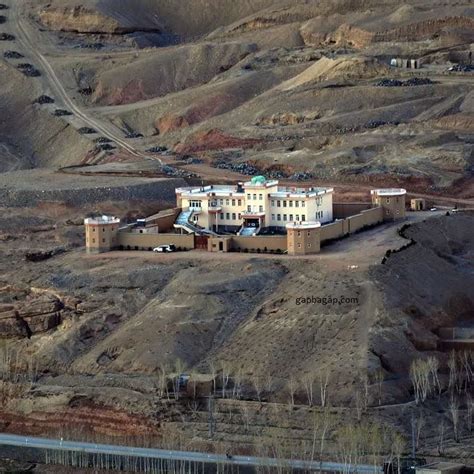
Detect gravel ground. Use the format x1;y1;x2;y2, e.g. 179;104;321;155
0;169;186;207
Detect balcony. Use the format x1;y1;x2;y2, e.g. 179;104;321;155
241;211;265;218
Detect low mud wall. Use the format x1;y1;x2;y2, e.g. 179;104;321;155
321;207;383;243
333;202;372;219
117;233;195;250
230;235;287;252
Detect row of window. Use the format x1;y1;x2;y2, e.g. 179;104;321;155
272;214;306;222
90;227;115;232
214;198;243;207
271;200;306;208
86;238;107;244
219;213;242;221
247;194;263;201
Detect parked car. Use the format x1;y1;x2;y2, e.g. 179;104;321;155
153;245;176;253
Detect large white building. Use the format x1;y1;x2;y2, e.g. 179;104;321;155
176;176;333;235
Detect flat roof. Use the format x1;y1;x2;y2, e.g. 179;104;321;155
371;188;406;196
84;216;120;225
418;462;465;472
176;184;333;198
286;221;321;230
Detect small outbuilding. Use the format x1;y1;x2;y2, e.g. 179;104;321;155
411;198;427;211
416;462;465;474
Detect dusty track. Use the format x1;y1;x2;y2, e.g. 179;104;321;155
10;1;162;164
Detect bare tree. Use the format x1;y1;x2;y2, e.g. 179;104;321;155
437;419;446;456
449;395;461;443
301;370;316;407
466;392;473;433
319;369;330;408
392;432;406;474
287;376;297;408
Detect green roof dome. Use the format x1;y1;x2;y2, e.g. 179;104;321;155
251;175;266;185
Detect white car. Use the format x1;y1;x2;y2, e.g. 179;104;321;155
153;245;176;253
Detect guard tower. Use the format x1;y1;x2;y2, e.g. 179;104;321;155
371;189;406;221
286;221;321;256
84;216;120;253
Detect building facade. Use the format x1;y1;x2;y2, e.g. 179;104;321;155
286;221;321;256
371;189;406;220
176;176;334;234
84;216;120;253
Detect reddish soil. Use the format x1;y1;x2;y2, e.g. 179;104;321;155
0;405;159;439
174;129;262;154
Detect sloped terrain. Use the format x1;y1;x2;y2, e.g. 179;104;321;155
0;207;473;459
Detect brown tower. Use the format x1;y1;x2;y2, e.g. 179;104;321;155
84;216;120;254
371;189;406;221
286;221;321;256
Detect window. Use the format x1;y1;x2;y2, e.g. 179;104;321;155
301;215;306;221
307;231;311;237
238;199;242;206
226;213;230;220
296;214;300;221
102;228;105;232
295;201;299;208
259;205;263;212
232;213;236;220
272;214;275;220
289;214;293;221
283;214;287;221
277;214;281;221
92;239;96;244
386;198;390;204
247;205;252;212
289;201;293;208
190;200;201;208
226;199;230;205
301;201;305;207
271;200;275;206
308;243;312;248
283;201;287;208
220;199;224;205
92;228;96;232
297;243;302;249
277;201;281;207
259;194;263;200
220;213;224;219
247;194;251;200
102;238;106;243
238;213;242;219
253;194;257;200
297;231;301;237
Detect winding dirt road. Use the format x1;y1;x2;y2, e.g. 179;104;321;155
10;1;161;163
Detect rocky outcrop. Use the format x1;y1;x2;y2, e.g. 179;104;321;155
256;111;320;126
39;6;160;34
301;16;474;48
374;16;474;43
0;291;67;338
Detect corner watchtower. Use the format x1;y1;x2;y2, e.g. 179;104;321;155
84;216;120;254
286;221;321;256
371;189;406;221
